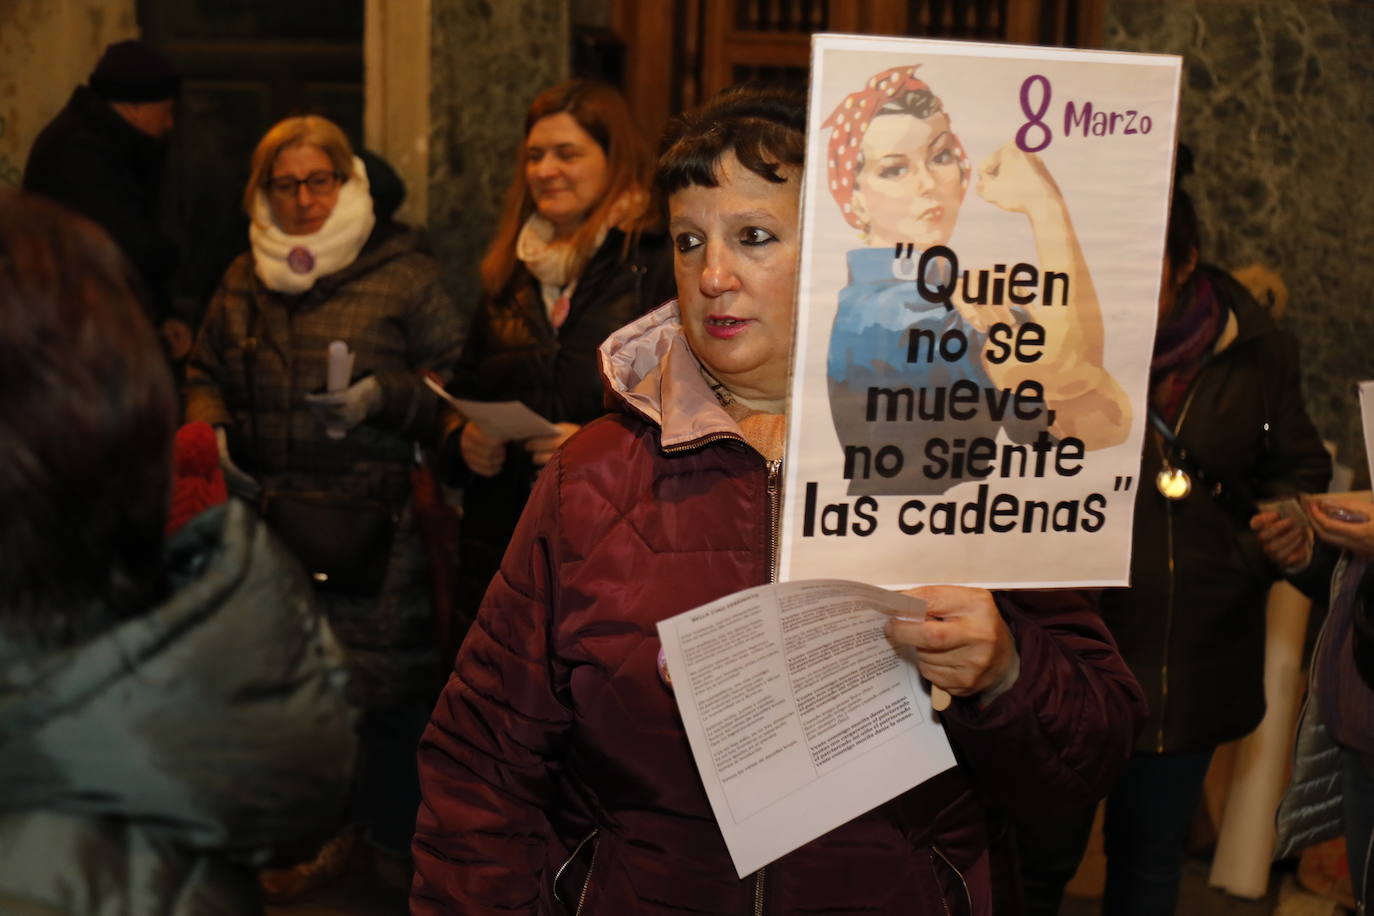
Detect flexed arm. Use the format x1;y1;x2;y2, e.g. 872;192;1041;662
969;143;1132;450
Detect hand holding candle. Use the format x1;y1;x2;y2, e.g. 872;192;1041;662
304;340;383;438
324;340;354;440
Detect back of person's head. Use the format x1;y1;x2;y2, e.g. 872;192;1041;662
481;78;657;297
88;39;180;103
658;84;807;196
244;115;355;216
0;191;177;649
359;148;406;227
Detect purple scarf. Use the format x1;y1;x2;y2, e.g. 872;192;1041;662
1150;272;1226;423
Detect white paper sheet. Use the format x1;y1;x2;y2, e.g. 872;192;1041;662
656;578;956;877
1358;380;1374;489
423;375;561;440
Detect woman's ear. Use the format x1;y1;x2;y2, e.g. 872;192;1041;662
849;187;870;229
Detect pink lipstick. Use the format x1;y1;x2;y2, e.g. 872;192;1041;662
705;314;751;339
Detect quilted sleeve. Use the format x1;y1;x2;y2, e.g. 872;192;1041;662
411;450;573;914
939;588;1147;812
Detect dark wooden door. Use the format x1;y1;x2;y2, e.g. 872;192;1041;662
614;0;1106;144
138;0;364;323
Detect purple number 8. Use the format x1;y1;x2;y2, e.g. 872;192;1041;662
1017;75;1053;153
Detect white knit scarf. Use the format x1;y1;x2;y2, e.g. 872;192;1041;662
514;189;648;316
515;213;594;314
250;155;376;294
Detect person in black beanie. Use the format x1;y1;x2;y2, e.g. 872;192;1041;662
23;39;187;356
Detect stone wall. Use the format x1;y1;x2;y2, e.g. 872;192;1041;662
1107;0;1374;476
428;0;569;315
0;0;137;188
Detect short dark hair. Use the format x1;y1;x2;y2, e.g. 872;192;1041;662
0;190;176;649
657;84;807;195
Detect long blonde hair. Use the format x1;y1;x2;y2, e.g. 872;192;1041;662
243;115;355;216
480;80;658;298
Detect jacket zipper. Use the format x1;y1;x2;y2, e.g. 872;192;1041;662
1359;835;1371;916
1158;503;1175;753
931;846;970;916
1155;380;1206;753
661;431;742;455
766;457;783;582
751;457;784;916
552;828;599;912
660;440;780;912
575;834;600;916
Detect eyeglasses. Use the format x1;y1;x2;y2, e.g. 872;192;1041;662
265;170;346;199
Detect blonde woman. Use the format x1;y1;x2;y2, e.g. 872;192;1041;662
184;114;464;890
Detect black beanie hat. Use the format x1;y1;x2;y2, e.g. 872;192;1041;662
89;40;180;102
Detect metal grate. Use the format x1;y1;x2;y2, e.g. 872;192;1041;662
905;0;1007;40
734;0;830;32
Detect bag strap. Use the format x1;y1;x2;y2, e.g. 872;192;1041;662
1149;407;1258;521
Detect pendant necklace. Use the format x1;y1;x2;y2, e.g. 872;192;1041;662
1153;429;1191;500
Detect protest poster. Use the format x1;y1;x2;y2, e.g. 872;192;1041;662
781;34;1183;589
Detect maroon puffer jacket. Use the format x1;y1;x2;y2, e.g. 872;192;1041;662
413;306;1145;915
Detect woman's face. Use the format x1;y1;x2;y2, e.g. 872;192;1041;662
850;112;963;248
525;112;610;238
670;151;801;403
267;144;342;236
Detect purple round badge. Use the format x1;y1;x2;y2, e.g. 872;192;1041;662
657;647;673;691
287;245;316;274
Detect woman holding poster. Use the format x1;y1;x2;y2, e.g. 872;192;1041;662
412;85;1145;916
822;65;1131;496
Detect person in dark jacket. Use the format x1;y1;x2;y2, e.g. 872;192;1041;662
441;78;676;639
412;85;1146;916
1258;493;1374;909
183;115;465;889
1014;169;1333;915
23;40;184;346
0;189;355;914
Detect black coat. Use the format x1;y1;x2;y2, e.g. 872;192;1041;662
23;85;178;323
1105;267;1331;754
444;229;676;631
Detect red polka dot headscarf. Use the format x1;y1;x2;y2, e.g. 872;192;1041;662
821;65;970;230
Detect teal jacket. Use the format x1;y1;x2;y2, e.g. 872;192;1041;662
0;501;357;914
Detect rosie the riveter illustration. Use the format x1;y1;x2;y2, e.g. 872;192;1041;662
823;64;1130;496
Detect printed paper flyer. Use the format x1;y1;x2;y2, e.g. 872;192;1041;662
781;35;1183;588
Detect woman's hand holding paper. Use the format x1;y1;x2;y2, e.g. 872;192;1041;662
525;422;581;468
1305;494;1374;558
886;585;1020;705
461;420;509;478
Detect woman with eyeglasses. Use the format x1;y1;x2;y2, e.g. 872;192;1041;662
183;114;465;895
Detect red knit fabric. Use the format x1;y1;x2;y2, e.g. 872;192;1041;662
166;422;228;534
